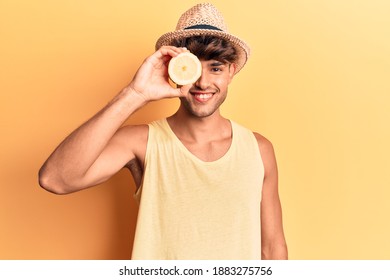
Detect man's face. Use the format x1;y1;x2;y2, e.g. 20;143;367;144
179;59;236;118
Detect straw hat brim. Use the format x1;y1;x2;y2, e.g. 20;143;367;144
155;29;250;74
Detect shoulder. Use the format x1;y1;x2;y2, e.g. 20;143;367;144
113;124;149;146
231;121;275;160
252;132;277;177
253;132;275;155
117;124;149;139
114;124;149;160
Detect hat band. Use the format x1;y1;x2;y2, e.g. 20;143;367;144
184;24;222;31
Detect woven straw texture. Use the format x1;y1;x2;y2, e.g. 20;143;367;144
155;3;250;74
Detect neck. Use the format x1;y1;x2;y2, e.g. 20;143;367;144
167;108;230;143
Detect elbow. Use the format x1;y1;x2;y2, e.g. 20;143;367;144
38;166;69;195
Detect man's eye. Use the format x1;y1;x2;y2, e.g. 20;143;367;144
211;67;222;72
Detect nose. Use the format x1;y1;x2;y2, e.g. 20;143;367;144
194;70;210;90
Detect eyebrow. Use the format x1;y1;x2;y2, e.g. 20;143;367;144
209;61;225;67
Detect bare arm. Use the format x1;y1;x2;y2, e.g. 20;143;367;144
255;133;288;259
39;46;191;194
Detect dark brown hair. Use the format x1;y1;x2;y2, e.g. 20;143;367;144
171;35;238;64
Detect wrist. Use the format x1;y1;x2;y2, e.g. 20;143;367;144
119;85;149;108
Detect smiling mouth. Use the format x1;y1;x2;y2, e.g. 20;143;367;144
190;92;214;102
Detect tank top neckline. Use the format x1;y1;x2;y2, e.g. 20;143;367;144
161;118;236;165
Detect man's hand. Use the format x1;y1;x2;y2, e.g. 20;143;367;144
126;46;192;102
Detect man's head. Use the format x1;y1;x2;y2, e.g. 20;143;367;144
155;3;249;118
156;3;250;74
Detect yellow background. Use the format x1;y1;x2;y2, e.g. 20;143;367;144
1;0;389;259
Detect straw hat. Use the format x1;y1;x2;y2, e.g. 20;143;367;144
155;3;250;74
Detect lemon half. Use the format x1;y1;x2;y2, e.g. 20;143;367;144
168;52;202;86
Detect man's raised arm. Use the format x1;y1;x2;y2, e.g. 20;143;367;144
38;46;190;194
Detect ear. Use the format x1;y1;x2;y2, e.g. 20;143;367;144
228;63;237;83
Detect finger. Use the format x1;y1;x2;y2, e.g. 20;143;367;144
157;46;188;58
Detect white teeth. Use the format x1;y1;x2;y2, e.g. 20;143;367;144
198;94;212;99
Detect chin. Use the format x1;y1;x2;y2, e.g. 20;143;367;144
180;99;222;119
189;108;219;118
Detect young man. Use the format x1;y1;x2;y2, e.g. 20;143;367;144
39;3;287;260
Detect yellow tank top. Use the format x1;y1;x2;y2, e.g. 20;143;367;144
131;118;264;259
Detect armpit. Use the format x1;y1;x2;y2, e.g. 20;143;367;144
125;157;143;190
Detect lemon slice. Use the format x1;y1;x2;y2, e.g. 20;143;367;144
168;52;202;85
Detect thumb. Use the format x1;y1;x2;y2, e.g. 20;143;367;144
177;84;192;97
